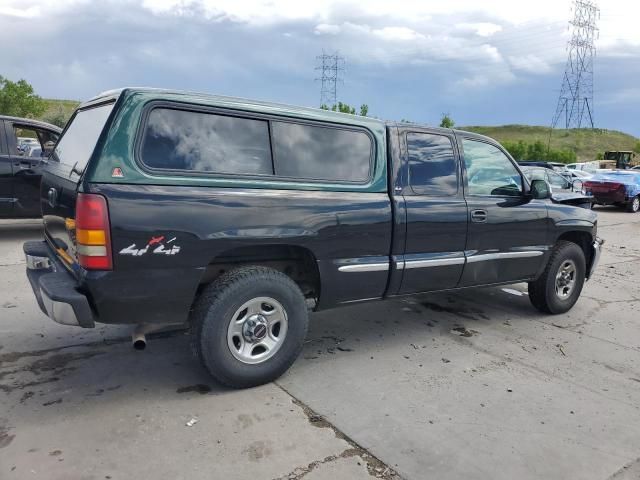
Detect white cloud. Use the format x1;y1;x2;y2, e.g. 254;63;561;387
0;5;40;17
457;22;503;37
373;26;425;42
508;54;553;74
314;23;341;35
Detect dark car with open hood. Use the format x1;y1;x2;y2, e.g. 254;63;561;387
23;88;603;388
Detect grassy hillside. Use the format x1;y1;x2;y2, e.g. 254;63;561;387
462;124;639;162
38;98;81;128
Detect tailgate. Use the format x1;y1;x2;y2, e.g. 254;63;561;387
42;102;115;270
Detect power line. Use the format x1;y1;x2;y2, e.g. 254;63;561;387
551;0;600;129
315;51;344;107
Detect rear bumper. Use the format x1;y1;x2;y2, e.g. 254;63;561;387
589;191;627;204
587;237;604;279
24;240;95;328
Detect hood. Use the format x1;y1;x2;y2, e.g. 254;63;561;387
550;192;594;209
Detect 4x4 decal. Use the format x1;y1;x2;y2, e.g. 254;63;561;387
119;236;181;256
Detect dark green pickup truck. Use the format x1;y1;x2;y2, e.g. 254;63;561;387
24;88;603;388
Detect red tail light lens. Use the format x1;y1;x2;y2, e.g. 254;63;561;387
75;193;112;270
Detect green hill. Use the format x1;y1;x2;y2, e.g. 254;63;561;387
38;98;81;128
462;125;639;162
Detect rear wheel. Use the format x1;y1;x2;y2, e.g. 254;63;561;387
528;241;586;314
626;196;640;213
191;266;308;388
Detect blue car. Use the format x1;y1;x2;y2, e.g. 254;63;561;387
584;171;640;212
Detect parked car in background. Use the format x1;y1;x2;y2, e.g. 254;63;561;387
26;146;43;158
562;169;592;184
521;166;579;192
584;171;640;212
23;87;603;388
0;116;61;218
567;161;599;173
521;166;593;209
518;161;567;171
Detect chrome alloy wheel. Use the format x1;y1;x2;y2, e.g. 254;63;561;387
227;297;288;364
632;196;640;213
555;259;577;299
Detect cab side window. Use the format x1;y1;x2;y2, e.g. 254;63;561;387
12;126;58;158
462;139;522;197
406;133;458;195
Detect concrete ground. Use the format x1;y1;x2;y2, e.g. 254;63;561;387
1;207;639;480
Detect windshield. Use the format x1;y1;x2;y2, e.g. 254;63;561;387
53;102;114;174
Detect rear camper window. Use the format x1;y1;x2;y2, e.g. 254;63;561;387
271;121;372;182
53;103;114;173
140;108;273;175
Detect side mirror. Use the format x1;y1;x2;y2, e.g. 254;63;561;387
530;179;552;199
572;179;583;192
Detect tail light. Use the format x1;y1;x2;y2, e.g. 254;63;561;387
75;193;112;270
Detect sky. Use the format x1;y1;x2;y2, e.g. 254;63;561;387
1;0;639;135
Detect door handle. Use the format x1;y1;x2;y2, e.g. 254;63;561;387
48;188;58;208
470;209;488;223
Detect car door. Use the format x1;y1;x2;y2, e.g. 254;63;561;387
458;136;549;286
5;121;57;217
546;169;572;192
0;120;13;217
396;128;468;294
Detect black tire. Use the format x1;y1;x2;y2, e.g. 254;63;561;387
191;266;308;388
528;241;586;314
626;196;640;213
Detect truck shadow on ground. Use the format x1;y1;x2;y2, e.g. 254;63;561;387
1;284;541;418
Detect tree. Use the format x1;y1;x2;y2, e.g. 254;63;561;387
501;139;576;164
41;104;70;128
320;101;367;116
0;76;45;118
634;141;640;154
439;113;455;128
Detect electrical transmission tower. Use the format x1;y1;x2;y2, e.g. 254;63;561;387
551;0;599;129
315;51;344;107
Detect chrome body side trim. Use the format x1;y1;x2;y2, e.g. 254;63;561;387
338;262;390;273
465;251;544;263
404;257;466;269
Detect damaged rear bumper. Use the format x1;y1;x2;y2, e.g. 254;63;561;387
24;240;95;328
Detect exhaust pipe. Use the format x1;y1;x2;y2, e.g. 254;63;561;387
132;325;148;350
131;322;190;350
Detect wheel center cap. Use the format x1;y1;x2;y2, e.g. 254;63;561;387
243;315;268;342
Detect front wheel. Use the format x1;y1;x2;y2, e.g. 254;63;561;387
528;241;586;314
191;266;308;388
626;196;640;213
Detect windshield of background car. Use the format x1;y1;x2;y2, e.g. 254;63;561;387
53;102;114;173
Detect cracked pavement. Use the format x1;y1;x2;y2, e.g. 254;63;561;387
1;207;640;480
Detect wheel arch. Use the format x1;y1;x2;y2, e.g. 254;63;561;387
556;230;594;276
196;244;321;307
